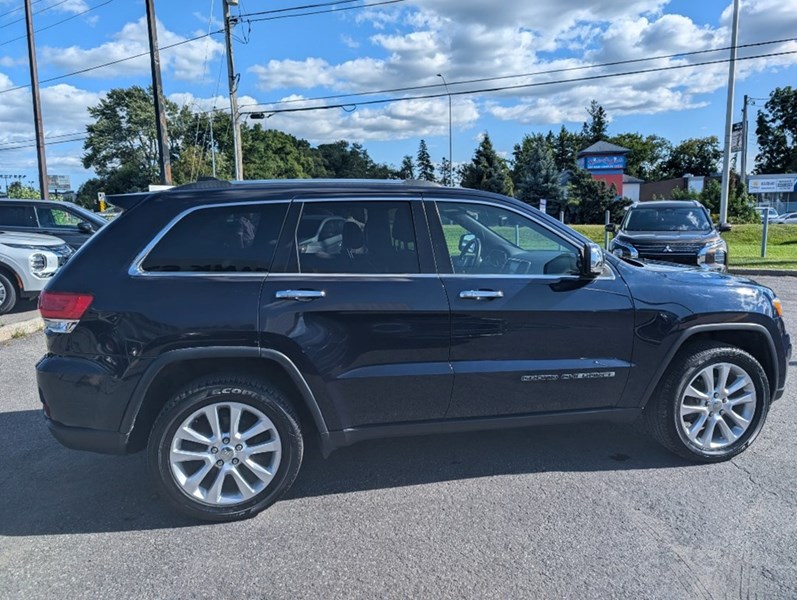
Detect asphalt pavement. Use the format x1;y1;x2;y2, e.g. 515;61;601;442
1;276;796;599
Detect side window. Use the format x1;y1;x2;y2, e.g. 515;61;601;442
296;201;419;274
36;207;82;229
437;201;580;276
141;203;288;273
0;205;37;228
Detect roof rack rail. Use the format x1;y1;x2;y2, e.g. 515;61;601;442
168;177;232;192
401;179;441;187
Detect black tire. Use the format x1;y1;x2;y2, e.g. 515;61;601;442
644;341;770;463
147;375;303;522
0;271;18;315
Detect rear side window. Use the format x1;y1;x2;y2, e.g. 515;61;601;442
36;207;82;229
0;205;37;227
295;201;419;274
141;203;288;273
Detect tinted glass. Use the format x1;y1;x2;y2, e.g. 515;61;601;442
36;207;82;229
142;203;288;273
437;201;580;275
623;207;711;231
296;202;419;274
0;205;37;227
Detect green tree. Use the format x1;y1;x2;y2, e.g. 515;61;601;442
242;126;323;180
398;155;415;179
551;125;583;171
512;134;563;213
460;133;513;195
661;136;722;178
755;86;797;173
416;139;436;182
316;141;396;179
566;168;630;224
7;181;40;199
439;157;453;186
581;100;608;146
609;133;671;181
82;86;194;190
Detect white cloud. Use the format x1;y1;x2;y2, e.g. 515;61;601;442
40;17;225;81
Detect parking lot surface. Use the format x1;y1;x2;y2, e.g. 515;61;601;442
1;276;795;599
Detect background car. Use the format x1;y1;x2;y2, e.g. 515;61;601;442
608;200;730;271
754;206;779;223
0;230;72;313
0;199;106;250
774;211;797;224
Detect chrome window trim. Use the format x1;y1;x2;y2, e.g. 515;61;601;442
266;273;441;279
129;199;291;278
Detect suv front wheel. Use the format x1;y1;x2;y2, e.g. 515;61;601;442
645;341;770;462
147;375;303;521
0;271;18;314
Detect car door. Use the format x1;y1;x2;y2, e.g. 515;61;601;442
258;196;452;431
426;197;635;418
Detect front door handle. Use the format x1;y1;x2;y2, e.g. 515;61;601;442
459;290;504;300
275;289;326;301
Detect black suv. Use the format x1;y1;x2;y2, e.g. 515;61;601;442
36;180;791;521
608;200;731;271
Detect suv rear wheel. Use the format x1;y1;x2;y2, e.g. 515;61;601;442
0;271;17;314
147;375;303;521
645;341;770;462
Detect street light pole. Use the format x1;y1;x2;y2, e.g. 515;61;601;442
223;0;244;181
719;0;741;224
437;73;452;186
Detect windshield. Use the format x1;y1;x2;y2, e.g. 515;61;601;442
623;206;712;232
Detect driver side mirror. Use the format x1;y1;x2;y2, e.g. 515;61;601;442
718;222;732;233
604;223;616;234
459;233;476;252
582;242;605;277
77;221;95;234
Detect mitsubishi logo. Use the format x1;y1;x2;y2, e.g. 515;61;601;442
663;245;673;253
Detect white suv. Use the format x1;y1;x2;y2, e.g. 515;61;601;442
0;231;73;314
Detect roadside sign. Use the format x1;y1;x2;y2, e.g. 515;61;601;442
731;122;743;153
97;191;106;211
539;198;547;213
748;176;797;194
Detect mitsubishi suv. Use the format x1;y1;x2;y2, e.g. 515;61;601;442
36;180;791;521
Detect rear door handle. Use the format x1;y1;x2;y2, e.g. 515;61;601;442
275;289;326;301
459;290;504;300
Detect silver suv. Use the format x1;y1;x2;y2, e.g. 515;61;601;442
0;231;73;313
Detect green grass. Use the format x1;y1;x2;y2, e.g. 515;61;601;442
572;224;797;270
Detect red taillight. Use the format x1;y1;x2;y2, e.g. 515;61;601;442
38;291;94;320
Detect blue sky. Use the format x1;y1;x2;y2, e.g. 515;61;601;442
0;0;795;191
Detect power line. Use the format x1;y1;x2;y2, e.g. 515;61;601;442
0;0;72;30
242;0;408;23
239;0;366;18
0;29;225;96
0;0;44;21
257;49;797;117
0;130;84;147
0;135;87;152
236;36;797;111
0;0;117;48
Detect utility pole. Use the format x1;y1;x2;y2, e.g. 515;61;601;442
437;74;453;186
145;0;173;185
24;0;48;200
719;0;741;224
740;94;749;186
223;0;243;180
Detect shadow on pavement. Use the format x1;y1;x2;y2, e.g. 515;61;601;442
0;408;690;536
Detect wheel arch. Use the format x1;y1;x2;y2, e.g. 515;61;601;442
0;261;22;292
640;323;778;409
123;347;331;454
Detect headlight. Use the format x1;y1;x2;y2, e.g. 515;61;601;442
698;240;727;266
29;253;47;272
609;240;638;259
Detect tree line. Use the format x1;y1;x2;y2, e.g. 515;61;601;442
63;86;796;224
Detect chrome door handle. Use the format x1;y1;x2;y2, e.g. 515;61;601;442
275;289;326;301
459;290;504;300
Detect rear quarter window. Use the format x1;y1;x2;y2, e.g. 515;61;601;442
140;203;288;273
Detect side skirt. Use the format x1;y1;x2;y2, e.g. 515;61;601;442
320;407;641;456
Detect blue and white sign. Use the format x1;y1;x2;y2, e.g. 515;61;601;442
748;176;797;194
585;155;626;170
